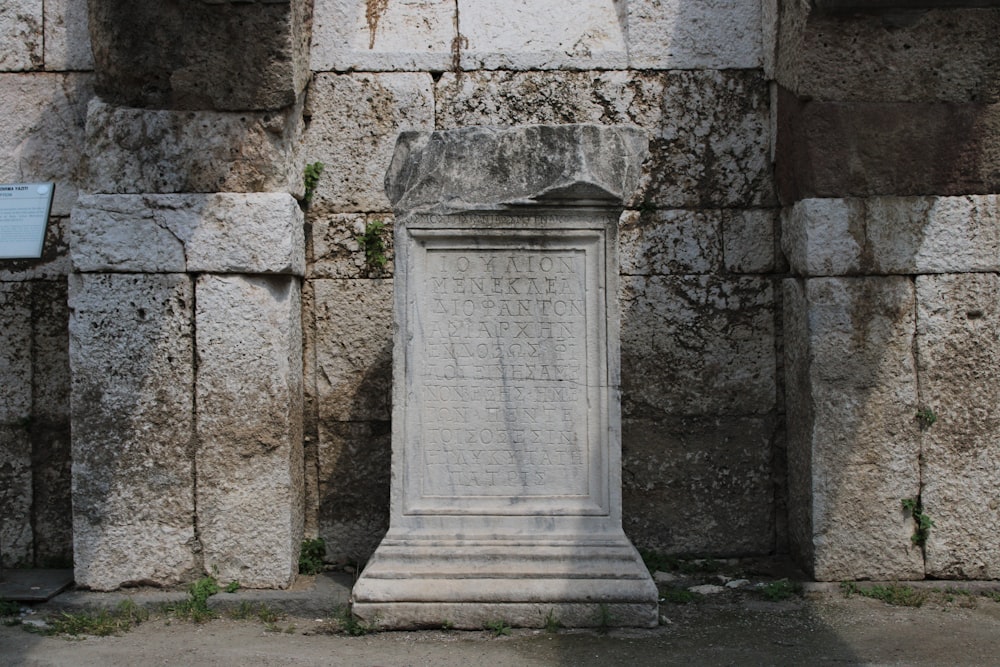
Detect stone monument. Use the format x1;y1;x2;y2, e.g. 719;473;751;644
351;124;658;628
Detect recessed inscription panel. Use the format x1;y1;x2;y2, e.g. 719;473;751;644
405;230;608;515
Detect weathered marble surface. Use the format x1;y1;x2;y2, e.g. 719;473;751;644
195;274;304;589
69;273;199;590
916;274;1000;579
783;277;924;581
71;193;305;275
353;124;657;628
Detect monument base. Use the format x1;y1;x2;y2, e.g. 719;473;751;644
351;535;659;629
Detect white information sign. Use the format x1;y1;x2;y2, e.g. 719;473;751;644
0;182;54;259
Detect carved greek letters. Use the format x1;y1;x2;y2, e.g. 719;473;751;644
418;248;589;496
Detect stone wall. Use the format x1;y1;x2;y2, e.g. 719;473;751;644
777;2;1000;580
301;0;783;564
2;0;998;584
0;0;92;568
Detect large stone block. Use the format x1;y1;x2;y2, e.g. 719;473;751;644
776;93;1000;200
316;420;390;563
87;0;310;110
0;283;33;424
0;425;33;567
436;70;773;208
44;0;93;71
71;193;305;275
457;0;627;70
620;275;776;417
622;416;777;556
300;73;434;213
0;0;42;71
310;0;454;72
310;0;627;72
30;281;73;565
313;279;393;422
785;196;1000;277
84;100;300;195
0;73;93;216
69;272;199;590
618;210;722;276
776;5;1000;103
627;0;762;70
309;212;395;278
916;274;1000;578
783;277;923;581
195;274;303;588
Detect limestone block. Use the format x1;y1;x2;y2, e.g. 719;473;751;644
316;420;390;563
0;217;71;281
0;426;33;567
386;124;647;213
71;194;305;275
84;100;300;195
195;274;303;589
783;277;923;581
783;199;864;277
457;0;628;70
777;6;1000;103
309;213;395;278
0;283;33;423
916;274;1000;578
0;0;42;71
313;279;393;422
87;0;310;110
0;73;93;216
436;70;666;130
310;0;454;72
620;275;776;417
785;196;1000;277
436;70;773;208
723;209;779;274
649;70;772;208
627;0;763;70
623;416;776;555
69;273;199;590
300;73;434;213
44;0;94;71
776;95;1000;200
618;210;723;275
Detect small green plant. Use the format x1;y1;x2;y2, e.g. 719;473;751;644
228;602;284;624
334;605;375;636
596;604;615;634
356;219;388;275
916;407;937;429
543;609;561;633
761;579;801;601
840;582;928;607
168;576;220;622
902;497;934;546
45;600;148;636
441;619;454;631
981;590;1000;603
660;588;696;604
1;599;21;626
224;580;240;594
299;537;326;575
302;161;325;206
486;619;511;636
640;549;679;574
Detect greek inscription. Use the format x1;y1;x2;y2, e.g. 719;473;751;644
418;248;590;496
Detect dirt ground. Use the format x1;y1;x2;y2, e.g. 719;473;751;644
5;583;1000;666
